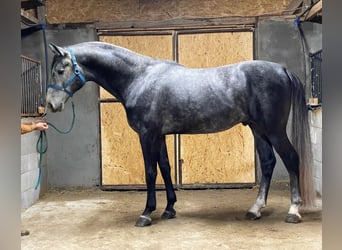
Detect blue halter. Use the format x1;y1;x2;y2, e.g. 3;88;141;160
48;48;87;97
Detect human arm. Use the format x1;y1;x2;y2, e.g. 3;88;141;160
21;120;48;134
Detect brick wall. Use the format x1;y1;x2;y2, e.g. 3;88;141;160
21;118;47;208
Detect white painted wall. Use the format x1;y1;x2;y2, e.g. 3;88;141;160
310;108;322;195
21;117;47;208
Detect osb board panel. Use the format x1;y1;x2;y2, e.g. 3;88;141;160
178;31;255;184
100;34;173;186
99;35;173;99
46;0;291;24
101;102;175;185
46;0;139;23
181;127;255;184
178;32;253;67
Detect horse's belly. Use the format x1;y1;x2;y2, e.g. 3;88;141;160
161;110;244;135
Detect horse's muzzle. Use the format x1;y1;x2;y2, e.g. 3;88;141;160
46;101;64;113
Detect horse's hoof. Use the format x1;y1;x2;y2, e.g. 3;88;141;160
135;215;152;227
161;209;176;220
285;214;302;223
245;211;261;220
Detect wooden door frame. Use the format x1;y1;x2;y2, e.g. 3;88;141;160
174;29;256;189
98;28;257;190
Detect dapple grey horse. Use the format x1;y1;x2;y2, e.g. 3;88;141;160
46;41;315;227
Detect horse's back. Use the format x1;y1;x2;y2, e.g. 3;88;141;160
126;60;293;135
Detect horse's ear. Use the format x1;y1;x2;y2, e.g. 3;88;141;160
49;43;68;57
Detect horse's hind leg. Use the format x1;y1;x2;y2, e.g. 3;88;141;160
246;130;276;220
158;136;177;220
268;131;303;223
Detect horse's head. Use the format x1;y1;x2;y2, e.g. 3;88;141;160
46;43;87;112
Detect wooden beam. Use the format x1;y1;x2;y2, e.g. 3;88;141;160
96;16;257;32
21;9;39;24
302;0;312;10
303;0;322;20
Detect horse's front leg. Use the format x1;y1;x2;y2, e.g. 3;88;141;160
135;133;160;227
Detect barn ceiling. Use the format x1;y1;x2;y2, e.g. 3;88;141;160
20;0;322;29
21;0;45;27
284;0;322;23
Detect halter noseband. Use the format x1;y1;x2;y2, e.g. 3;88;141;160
48;48;87;97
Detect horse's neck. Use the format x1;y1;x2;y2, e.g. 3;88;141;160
73;43;150;102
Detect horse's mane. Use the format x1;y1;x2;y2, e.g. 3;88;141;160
72;41;178;66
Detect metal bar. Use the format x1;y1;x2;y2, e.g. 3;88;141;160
21;55;43;116
98;30;173;36
100;183;254;191
173;31;181;187
21;55;40;63
175;27;254;35
96;16;256;32
29;62;33;113
99;98;120;103
310;50;322;104
100;184;177;191
180;183;255;190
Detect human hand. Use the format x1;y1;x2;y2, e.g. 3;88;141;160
33;120;49;131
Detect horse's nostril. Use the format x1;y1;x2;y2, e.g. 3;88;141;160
47;102;53;110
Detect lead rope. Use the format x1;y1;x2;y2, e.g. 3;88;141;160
35;100;76;189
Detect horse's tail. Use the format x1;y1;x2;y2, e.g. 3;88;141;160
287;69;316;207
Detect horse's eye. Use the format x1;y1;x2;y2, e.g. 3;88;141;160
57;69;64;75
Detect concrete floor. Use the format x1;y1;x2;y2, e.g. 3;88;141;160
21;183;321;250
